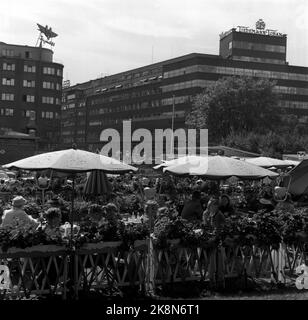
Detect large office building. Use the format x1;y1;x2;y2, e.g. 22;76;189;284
0;41;63;151
61;20;308;159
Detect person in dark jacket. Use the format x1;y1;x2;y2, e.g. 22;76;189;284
181;190;203;221
219;194;235;217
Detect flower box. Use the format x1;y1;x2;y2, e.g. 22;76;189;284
133;239;147;250
0;245;68;257
78;241;123;253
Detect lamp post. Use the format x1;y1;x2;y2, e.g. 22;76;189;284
170;95;175;160
36;172;51;205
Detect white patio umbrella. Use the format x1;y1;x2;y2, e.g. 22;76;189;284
244;156;290;168
3;147;137;244
162;155;278;180
283;159;300;167
154;155;209;170
3;147;137;173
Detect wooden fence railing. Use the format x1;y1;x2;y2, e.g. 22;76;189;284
0;240;306;299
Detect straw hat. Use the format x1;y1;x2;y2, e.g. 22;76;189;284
12;196;26;208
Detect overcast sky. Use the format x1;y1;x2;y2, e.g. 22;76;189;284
1;0;307;85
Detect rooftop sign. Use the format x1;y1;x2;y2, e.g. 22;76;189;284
220;20;287;39
36;23;58;48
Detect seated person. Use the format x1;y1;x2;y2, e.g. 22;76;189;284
104;203;121;221
1;196;38;228
47;197;69;224
244;189;259;212
258;194;276;212
203;198;225;230
219;194;235;217
41;208;62;240
200;192;210;210
157;206;169;219
86;204;105;228
181;190;203;221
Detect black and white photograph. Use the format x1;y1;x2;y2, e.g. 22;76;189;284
0;0;308;310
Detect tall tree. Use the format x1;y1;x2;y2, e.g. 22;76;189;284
185;76;281;142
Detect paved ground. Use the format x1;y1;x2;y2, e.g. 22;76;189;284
199;290;308;300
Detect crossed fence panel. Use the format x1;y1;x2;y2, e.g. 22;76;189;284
0;241;306;299
0;247;69;299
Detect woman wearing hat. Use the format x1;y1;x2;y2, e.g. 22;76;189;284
1;196;38;228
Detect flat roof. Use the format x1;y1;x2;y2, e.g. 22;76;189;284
0;41;53;53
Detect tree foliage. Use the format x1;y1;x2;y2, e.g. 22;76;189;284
185;76;281;142
222;131;308;158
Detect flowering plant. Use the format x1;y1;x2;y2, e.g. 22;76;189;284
0;223;64;252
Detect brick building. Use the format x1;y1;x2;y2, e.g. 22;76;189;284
0;41;63;151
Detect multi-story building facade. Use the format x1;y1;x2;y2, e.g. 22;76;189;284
0;42;63;151
61;21;308;160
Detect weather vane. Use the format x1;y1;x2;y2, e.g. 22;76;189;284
36;23;58;48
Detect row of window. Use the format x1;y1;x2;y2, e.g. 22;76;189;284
62;121;74;128
1;93;14;101
163;64;308;81
41;111;55;119
232;56;286;65
0;108;59;119
273;86;308;96
132;111;186;122
62;138;74;143
2;78;14;86
1;78;62;90
90;76;163;95
62;137;85;143
2;63;15;71
279;100;308;109
88;111;186;127
43;67;62;76
162;80;215;92
66;94;76;100
1;49;33;59
24;65;36;73
43;81;61;90
231;41;286;53
2;63;62;76
42;96;54;104
90;88;161;106
0;108;14;116
100;68;162;85
1;49;14;57
162;80;308;96
61;103;76;110
161;95;190;106
88;100;161;116
23;80;35;88
61;130;86;136
1;93;60;104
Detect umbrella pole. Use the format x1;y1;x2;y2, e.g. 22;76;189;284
70;176;75;248
69;174;78;299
